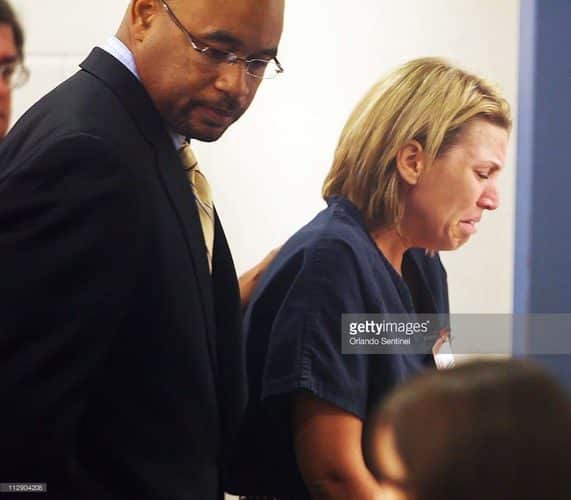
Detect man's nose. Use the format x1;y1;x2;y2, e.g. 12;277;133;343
0;76;10;96
213;61;251;99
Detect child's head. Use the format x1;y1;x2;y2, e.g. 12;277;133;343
364;359;571;500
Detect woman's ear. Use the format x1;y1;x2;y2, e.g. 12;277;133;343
395;140;426;186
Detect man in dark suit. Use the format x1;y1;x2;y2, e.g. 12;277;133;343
0;0;284;498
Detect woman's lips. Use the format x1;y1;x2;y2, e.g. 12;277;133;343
459;219;479;235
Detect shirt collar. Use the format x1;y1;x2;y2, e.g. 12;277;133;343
99;35;187;151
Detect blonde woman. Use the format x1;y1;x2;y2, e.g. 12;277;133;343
229;58;511;500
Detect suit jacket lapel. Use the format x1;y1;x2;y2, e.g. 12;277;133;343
211;210;245;450
79;48;218;377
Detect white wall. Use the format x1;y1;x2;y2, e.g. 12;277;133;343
11;0;519;315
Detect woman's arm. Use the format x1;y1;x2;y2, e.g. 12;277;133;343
292;392;382;500
238;247;280;308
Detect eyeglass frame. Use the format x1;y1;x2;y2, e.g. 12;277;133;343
0;59;29;90
160;0;284;80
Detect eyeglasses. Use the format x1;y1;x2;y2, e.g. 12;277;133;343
0;61;29;90
161;0;284;80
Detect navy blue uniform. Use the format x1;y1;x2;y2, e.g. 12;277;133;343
228;196;449;498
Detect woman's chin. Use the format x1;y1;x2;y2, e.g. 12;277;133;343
426;236;469;252
447;237;470;251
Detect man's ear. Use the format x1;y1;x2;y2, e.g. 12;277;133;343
395;140;426;186
129;0;159;42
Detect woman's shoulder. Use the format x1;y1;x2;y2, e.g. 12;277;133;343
286;197;372;258
252;197;388;305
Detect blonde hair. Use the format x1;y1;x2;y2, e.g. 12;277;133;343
322;57;512;230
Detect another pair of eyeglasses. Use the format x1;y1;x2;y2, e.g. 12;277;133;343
0;61;29;90
161;0;284;80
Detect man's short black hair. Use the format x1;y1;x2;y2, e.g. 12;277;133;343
0;0;24;60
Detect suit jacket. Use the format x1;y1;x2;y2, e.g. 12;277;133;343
0;48;244;500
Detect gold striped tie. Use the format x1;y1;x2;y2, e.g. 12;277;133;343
179;142;214;272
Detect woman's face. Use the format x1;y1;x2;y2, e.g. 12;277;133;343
402;119;509;251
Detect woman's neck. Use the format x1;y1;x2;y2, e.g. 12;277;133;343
371;226;409;275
